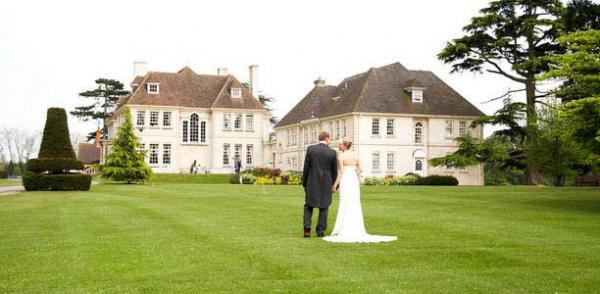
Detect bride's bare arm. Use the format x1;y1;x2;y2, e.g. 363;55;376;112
332;156;344;192
355;153;363;177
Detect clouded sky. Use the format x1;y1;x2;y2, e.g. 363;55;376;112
1;0;524;137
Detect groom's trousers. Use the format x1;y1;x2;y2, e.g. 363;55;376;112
304;204;328;234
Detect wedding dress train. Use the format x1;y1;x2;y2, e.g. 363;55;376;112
323;166;397;243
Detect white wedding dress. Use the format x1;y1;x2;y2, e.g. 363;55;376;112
323;165;397;243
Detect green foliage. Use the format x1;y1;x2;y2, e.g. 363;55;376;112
562;0;600;32
543;30;600;101
38;108;77;159
23;174;92;191
413;175;459;186
26;158;84;173
484;164;525;185
363;175;419;186
525;106;587;186
23;107;90;191
71;78;129;141
99;108;152;184
561;97;600;171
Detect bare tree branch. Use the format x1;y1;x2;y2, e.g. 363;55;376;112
483;88;527;104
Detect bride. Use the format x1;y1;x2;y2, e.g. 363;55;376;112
323;137;397;243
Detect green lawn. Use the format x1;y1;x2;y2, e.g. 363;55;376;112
0;179;21;187
0;184;599;293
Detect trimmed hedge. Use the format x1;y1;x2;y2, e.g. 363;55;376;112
23;174;92;191
37;108;77;159
413;175;459;186
26;158;84;173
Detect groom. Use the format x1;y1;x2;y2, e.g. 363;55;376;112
302;131;338;237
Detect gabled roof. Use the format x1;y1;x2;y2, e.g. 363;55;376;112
276;62;484;128
117;66;264;110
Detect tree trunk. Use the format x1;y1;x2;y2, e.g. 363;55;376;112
523;79;540;185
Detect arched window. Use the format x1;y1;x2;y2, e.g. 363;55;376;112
190;114;199;142
415;159;423;171
415;122;423;143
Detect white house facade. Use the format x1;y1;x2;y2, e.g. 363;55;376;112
274;62;485;185
107;63;272;173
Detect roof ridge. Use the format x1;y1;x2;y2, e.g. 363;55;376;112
210;75;233;109
351;68;374;112
116;71;152;110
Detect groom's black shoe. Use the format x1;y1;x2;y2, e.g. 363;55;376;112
304;230;311;238
317;232;325;237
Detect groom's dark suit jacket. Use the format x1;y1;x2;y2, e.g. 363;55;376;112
302;143;338;209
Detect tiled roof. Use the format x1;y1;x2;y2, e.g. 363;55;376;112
276;62;484;128
77;143;101;164
117;66;264;110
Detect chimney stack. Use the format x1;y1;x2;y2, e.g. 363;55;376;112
314;76;326;87
249;64;259;98
133;61;148;79
95;127;102;147
217;67;228;76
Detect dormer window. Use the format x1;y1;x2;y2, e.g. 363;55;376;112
147;83;160;94
412;89;423;103
230;87;242;98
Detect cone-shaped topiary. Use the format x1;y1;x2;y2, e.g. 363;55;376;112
23;108;91;191
99;107;152;184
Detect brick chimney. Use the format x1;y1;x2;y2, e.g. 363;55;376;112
95;127;102;147
314;76;326;87
217;67;228;76
249;64;259;98
133;61;148;79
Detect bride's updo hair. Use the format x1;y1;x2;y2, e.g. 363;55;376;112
342;137;353;150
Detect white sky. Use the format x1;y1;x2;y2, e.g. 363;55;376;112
0;0;527;138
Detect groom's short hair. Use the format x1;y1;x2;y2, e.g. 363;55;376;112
318;131;330;141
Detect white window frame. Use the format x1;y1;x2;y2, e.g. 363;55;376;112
386;152;395;171
372;118;380;135
246;144;253;166
459;121;467;137
234;114;243;130
163;112;172;127
335;120;340;140
200;121;206;143
223;144;230;166
445;120;454;139
234;144;242;161
162;144;171;165
182;120;189;143
149;111;159;127
245;114;254;130
412;90;423;103
372;152;380;171
190;114;199;143
136;111;145;127
149;143;159;165
386;118;394;136
223;113;231;130
147;83;160;94
415;122;423;144
231;88;242;98
415;159;423;171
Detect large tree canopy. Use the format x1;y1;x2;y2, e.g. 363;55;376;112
437;0;565;184
71;78;129;141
